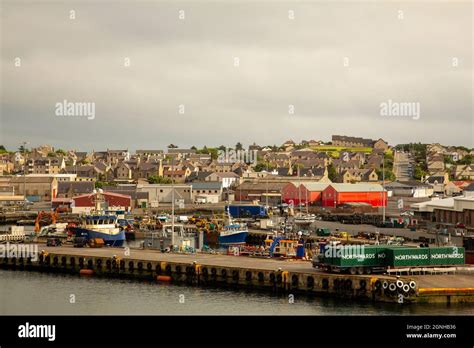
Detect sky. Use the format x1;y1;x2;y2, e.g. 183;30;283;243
1;0;473;152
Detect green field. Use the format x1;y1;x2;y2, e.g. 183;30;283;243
309;146;393;158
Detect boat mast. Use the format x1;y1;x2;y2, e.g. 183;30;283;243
298;167;301;214
305;185;309;214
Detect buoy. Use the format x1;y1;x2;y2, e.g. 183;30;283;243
79;269;94;276
156;275;172;282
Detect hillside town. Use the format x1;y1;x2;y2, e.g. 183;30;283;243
0;135;473;233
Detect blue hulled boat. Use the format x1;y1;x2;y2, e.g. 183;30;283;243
70;190;126;247
218;208;248;246
72;215;125;247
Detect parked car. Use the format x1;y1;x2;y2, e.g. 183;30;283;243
73;236;88;248
46;237;62;247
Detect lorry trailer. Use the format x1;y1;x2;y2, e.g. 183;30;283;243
312;245;465;274
226;205;268;218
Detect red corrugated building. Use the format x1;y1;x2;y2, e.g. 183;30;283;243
321;183;387;207
72;192;132;210
282;182;329;205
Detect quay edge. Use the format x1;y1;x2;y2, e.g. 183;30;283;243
2;247;474;304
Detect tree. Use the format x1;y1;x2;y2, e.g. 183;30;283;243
56;149;67;156
235;142;243;151
191;146;197;150
18;145;28;153
327;164;337;181
47;152;56;157
0;145;6;152
376;168;396;182
208;148;219;160
167;144;178;149
254;161;275;172
457;155;473;165
413;165;427;181
148;175;172;184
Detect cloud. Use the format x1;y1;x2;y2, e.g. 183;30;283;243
1;1;472;151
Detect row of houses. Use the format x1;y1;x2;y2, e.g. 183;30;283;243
425;143;474;179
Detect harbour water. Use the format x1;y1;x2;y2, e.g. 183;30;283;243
1;270;472;315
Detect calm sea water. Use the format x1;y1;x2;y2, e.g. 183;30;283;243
0;270;473;315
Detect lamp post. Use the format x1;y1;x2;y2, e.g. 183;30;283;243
22;141;28;208
171;156;175;247
266;162;269;208
382;152;386;223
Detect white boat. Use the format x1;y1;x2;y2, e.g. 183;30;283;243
294;214;316;224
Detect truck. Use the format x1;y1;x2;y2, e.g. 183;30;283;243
0;226;26;242
313;245;465;274
226;205;268;219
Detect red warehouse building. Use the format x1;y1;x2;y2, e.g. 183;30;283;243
72;192;132;213
282;182;329;205
321;183;387;207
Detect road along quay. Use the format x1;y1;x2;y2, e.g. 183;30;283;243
2;244;474;304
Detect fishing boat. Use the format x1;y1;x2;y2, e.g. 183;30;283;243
143;223;199;252
294;213;316;225
218;208;248;246
70;189;125;247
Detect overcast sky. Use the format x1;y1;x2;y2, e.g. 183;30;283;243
1;0;472;152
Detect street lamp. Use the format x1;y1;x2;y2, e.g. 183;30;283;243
382;152;386;223
21;141;29;208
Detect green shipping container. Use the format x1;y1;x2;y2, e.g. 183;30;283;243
322;246;386;267
429;247;465;265
385;247;431;267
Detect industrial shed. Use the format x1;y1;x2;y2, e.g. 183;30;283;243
321;183;387;207
72;192;132;213
282;182;329;205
